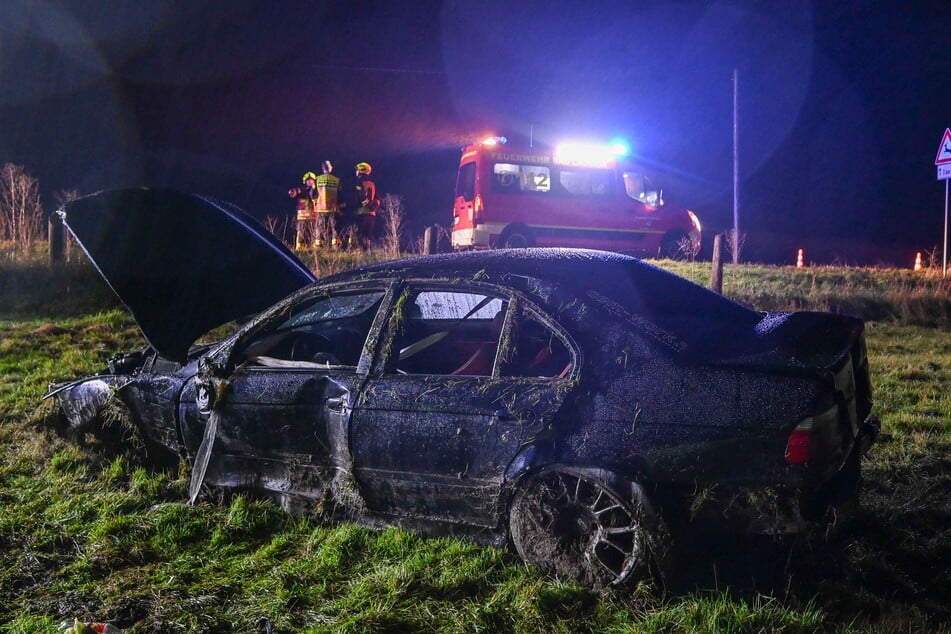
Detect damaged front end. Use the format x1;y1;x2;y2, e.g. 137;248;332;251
46;348;152;434
46;346;197;464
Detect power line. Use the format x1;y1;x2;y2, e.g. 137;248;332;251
313;64;446;75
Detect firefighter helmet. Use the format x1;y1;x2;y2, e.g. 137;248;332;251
302;171;317;183
321;160;333;172
355;162;372;175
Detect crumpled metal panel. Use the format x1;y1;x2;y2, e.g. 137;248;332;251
54;378;120;431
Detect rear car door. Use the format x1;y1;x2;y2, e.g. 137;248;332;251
349;283;576;528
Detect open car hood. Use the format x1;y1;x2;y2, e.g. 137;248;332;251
59;188;316;363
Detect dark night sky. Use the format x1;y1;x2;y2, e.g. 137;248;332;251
1;0;949;264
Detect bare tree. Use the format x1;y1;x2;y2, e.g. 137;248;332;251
263;215;292;247
677;235;701;261
379;193;406;258
725;228;746;263
0;163;43;256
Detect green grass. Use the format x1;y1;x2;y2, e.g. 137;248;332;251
662;260;951;327
1;253;950;632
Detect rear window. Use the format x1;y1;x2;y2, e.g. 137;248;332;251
584;259;761;354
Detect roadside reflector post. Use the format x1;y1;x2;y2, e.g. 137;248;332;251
423;225;437;255
796;248;804;268
711;233;724;294
48;212;65;268
914;252;923;271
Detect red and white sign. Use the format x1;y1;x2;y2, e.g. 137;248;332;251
936;128;951;165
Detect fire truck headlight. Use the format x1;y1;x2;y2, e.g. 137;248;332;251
688;210;702;232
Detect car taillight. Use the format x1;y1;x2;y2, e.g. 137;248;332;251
474;194;484;224
785;420;813;466
785;404;837;466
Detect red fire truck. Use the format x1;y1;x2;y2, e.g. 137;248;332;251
451;138;701;258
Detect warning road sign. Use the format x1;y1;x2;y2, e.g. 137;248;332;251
936;128;951;165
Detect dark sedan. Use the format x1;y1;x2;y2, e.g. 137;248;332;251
48;189;879;589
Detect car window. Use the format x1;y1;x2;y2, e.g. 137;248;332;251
239;290;385;367
500;312;573;379
389;290;507;376
385;290;572;379
278;292;383;329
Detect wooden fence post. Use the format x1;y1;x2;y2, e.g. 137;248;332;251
423;225;437;255
711;233;723;294
49;213;65;267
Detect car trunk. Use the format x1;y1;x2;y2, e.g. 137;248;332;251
727;311;873;475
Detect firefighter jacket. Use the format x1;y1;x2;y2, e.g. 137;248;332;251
315;173;341;213
355;175;378;216
290;185;318;220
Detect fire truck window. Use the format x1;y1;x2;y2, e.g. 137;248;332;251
456;162;476;200
493;163;519;190
519;166;551;193
623;171;659;204
560;169;613;198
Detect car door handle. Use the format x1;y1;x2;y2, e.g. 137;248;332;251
326;397;347;413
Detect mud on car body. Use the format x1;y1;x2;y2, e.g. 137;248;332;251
47;189;879;590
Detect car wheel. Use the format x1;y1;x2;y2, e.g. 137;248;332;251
499;227;534;248
509;469;671;589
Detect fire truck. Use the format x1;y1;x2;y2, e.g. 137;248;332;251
451;137;701;258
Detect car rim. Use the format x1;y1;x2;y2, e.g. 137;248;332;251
510;470;645;588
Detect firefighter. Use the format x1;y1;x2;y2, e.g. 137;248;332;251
351;161;378;249
314;160;342;248
288;171;318;250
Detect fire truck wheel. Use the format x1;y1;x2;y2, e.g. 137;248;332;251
500;226;535;248
659;232;688;260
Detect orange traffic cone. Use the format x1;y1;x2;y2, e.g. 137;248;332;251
914;252;922;271
796;248;804;268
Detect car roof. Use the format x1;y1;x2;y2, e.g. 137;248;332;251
323;248;762;352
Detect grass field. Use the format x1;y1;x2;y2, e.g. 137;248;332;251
1;251;949;632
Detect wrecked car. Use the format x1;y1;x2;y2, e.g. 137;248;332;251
47;188;879;589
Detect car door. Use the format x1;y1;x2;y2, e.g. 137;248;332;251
349;283;577;528
182;285;391;505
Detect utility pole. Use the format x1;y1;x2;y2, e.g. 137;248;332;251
732;68;740;265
